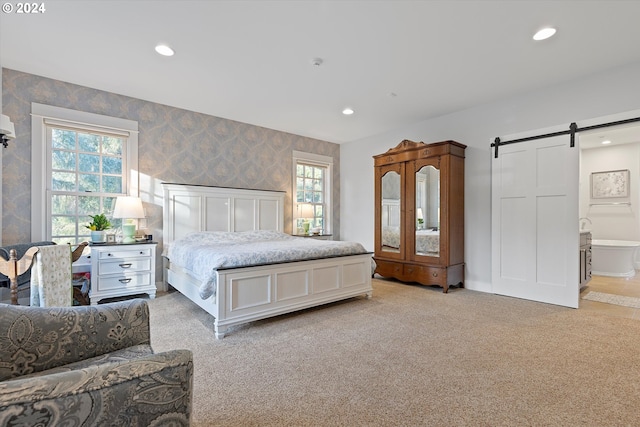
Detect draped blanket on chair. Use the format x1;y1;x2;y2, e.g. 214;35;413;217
30;245;72;307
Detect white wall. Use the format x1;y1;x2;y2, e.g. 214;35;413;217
580;142;640;241
341;60;640;293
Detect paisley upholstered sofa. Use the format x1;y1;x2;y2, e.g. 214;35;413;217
0;299;193;426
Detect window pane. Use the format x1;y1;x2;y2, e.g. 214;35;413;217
78;195;101;215
51;195;76;215
52;172;76;191
296;164;304;176
52;215;77;236
296;190;304;202
102;136;123;156
78;133;100;152
52;129;76;150
78;174;99;192
52;150;76;171
79;153;100;173
104;196;117;215
304;166;313;178
102;156;122;174
102;175;122;193
314;168;323;179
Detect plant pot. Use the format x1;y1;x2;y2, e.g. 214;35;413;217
90;230;106;243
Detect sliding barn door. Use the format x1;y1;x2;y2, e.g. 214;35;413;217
491;133;579;308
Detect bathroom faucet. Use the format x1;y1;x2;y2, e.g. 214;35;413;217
579;217;592;230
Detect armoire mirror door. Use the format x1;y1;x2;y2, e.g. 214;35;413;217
374;162;404;260
415;163;440;257
407;157;442;263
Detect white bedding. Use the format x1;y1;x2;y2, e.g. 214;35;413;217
382;226;439;254
167;230;370;299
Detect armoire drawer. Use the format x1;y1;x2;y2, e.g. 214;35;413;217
404;264;447;286
374;259;403;277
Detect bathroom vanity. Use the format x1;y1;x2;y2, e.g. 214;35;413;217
579;232;592;288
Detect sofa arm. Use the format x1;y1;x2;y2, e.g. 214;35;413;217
0;299;151;381
0;349;193;426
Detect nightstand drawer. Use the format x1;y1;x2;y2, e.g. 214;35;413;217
99;258;151;276
98;248;152;259
97;273;152;291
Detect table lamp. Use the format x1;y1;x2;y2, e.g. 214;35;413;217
113;196;145;243
300;204;314;235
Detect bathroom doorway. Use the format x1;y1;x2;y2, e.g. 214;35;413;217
579;122;640;319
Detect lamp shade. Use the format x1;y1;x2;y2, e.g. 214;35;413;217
0;114;16;139
300;203;314;219
416;208;424;220
113;196;145;219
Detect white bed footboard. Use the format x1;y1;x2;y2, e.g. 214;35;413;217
166;254;372;339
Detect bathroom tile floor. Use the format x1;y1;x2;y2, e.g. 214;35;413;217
580;272;640;320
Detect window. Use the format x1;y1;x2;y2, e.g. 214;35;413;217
293;151;332;234
32;104;139;244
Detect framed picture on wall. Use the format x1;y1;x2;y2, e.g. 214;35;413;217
590;169;630;199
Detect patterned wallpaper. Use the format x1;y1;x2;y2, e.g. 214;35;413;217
1;68;341;253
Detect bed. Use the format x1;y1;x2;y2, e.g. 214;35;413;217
162;183;373;338
381;199;440;256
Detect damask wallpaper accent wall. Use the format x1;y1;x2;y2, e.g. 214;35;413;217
1;67;341;258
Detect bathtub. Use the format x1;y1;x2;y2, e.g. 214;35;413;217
591;239;640;278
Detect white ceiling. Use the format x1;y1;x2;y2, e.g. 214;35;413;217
2;0;640;144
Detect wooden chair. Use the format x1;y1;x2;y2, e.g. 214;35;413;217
0;242;89;305
0;247;39;305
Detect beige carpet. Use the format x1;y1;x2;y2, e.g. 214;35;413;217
582;291;640;308
148;279;640;426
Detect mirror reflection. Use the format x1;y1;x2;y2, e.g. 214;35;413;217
416;165;440;257
381;171;401;253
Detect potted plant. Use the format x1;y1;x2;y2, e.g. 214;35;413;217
85;213;112;243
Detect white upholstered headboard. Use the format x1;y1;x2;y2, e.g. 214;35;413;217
162;183;285;246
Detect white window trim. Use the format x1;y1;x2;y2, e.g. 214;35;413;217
292;150;333;234
31;103;139;241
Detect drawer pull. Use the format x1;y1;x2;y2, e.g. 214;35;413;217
407;268;413;273
119;263;132;268
119;278;132;284
432;272;438;277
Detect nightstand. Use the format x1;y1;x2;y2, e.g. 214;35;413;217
89;242;157;304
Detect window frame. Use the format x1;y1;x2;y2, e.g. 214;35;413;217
31;103;139;242
292;150;332;234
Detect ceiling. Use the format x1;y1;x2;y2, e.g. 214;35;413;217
2;1;640;144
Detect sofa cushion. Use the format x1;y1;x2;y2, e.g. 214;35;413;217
0;299;151;381
6;344;155;381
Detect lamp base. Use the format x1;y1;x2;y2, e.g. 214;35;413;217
122;224;136;243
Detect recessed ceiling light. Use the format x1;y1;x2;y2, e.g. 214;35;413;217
601;140;612;145
342;108;354;115
155;44;175;56
533;27;556;41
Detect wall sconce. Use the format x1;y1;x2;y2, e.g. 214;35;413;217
0;114;16;148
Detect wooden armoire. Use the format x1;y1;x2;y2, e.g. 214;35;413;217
373;139;466;293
